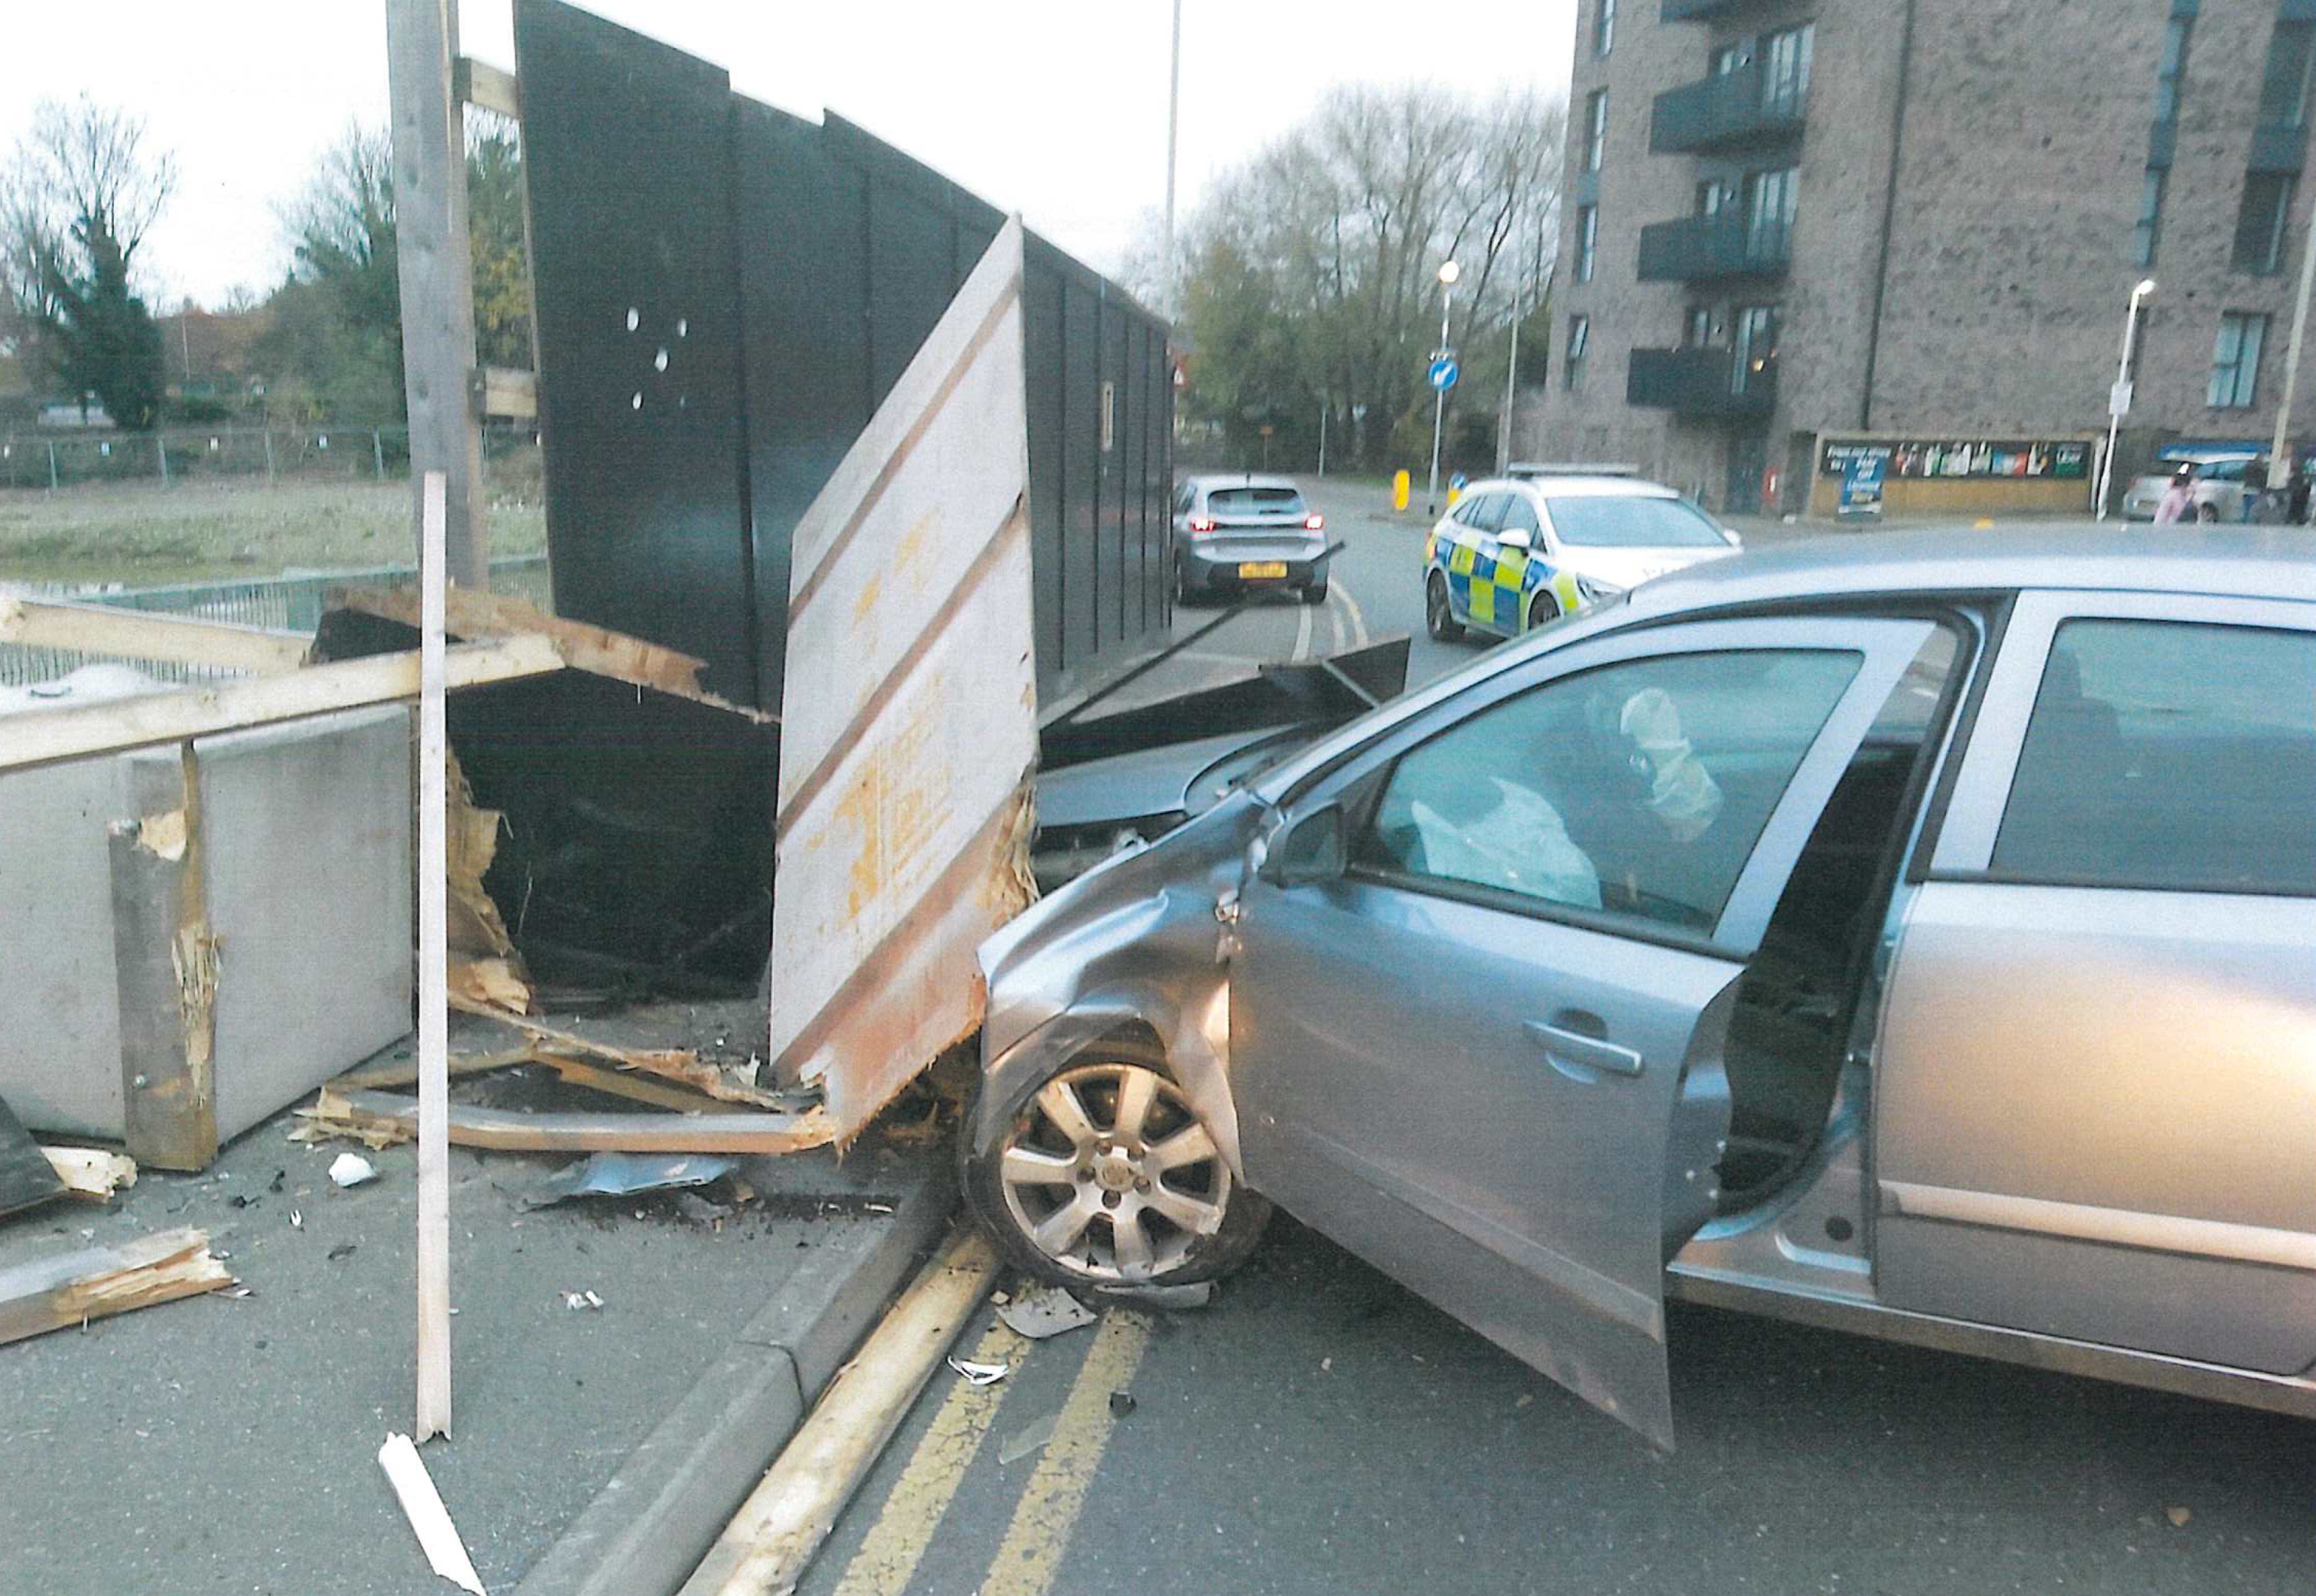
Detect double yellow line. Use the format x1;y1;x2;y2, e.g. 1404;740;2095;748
831;1308;1155;1596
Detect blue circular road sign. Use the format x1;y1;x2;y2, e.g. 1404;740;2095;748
1427;356;1460;391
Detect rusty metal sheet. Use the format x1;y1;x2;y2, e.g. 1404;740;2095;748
768;221;1040;1136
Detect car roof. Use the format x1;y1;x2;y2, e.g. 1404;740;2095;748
1631;525;2316;611
1184;473;1302;492
1471;475;1684;500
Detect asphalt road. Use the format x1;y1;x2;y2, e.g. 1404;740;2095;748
791;488;2316;1596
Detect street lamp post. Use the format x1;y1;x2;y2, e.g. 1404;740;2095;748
2096;277;2156;521
1426;260;1459;515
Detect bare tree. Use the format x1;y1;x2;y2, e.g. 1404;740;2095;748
1176;84;1563;470
1;97;178;427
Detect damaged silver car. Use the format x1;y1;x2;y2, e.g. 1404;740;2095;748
962;532;2316;1447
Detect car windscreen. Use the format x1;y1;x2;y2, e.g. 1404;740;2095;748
1548;496;1728;547
1207;487;1307;516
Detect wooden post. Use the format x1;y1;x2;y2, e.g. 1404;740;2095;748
415;470;452;1440
386;0;489;590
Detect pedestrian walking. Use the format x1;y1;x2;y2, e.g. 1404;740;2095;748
2153;464;2194;525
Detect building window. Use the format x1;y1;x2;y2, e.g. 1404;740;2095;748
1762;24;1814;110
1711;45;1747;76
1584;90;1609;173
1565;314;1590;392
1696;178;1731;217
2209;312;2269;408
2134;169;2167;267
2154;17;2193;123
2232;173;2296;274
1577;205;1598;283
1744;167;1799;255
2259;20;2316;128
1733;305;1780;395
1684;306;1713;346
1595;0;1615;57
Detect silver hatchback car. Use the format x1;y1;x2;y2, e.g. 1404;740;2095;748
963;531;2316;1448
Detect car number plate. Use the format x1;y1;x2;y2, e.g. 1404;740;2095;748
1237;562;1288;579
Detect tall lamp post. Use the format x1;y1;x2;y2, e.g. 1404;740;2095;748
1426;259;1459;514
2096;277;2156;521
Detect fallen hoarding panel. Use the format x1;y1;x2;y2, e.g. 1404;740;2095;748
768;220;1038;1139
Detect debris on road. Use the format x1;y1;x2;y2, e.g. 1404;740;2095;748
327;1153;379;1189
996;1285;1097;1341
1095;1280;1215;1312
998;1409;1058;1465
328;1243;358;1263
2168;1506;2193;1528
377;1431;488;1596
309;1088;830;1156
675;1193;734;1226
0;1093;68;1220
38;1146;137;1203
1107;1391;1137;1417
0;1226;235;1346
947;1358;1010;1388
563;1289;606;1311
520;1152;736;1211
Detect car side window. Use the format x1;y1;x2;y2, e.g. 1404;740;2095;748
1174;484;1196;515
1991;619;2316;894
1351;649;1864;935
1466;493;1509;533
1500;496;1543;539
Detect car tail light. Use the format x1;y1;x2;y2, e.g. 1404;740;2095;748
1304;513;1325;531
1189;515;1215;535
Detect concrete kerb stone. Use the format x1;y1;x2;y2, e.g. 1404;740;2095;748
511;1146;958;1596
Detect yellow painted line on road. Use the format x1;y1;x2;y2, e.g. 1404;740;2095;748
978;1310;1154;1596
830;1319;1030;1596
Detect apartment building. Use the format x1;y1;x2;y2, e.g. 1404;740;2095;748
1523;0;2316;517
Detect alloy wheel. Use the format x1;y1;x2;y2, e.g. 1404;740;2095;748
995;1061;1231;1284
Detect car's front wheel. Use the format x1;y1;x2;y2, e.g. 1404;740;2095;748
1526;590;1561;633
962;1041;1270;1288
1425;571;1464;641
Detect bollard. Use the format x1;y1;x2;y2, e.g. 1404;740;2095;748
157;435;169;486
48;440;58;492
1392;468;1410;512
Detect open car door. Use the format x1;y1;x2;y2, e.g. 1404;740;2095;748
1228;615;1944;1447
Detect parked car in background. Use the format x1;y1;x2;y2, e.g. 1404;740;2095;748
963;530;2316;1449
2121;452;2258;521
1171;474;1332;605
1424;472;1740;644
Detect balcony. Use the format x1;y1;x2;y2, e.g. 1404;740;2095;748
1626;347;1776;419
1663;0;1750;19
1637;212;1791;281
1651;61;1807;154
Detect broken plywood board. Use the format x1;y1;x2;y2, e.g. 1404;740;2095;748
312;1087;832;1154
0;1226;234;1346
0;633;564;774
446;749;523;966
769;218;1040;1139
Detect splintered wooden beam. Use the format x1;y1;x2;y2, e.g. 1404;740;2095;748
0;633;564;773
327;1089;834;1155
0;596;312;676
327;584;771;719
0;1227;234;1346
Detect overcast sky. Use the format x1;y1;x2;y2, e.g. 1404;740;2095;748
4;0;1575;309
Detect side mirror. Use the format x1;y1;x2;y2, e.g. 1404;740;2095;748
1496;525;1533;551
1261;803;1348;888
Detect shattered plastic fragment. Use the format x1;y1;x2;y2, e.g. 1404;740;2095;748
947;1357;1010;1387
563;1290;605;1311
328;1154;378;1189
996;1286;1097;1341
999;1410;1058;1464
520;1152;736;1211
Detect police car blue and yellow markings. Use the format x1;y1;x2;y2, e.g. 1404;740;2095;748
1429;526;1583;633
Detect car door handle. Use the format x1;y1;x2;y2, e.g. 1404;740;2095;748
1522;1018;1644;1081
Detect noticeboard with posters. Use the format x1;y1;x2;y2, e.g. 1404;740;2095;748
1819;439;2091;481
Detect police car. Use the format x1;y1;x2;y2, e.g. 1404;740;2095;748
1424;468;1742;642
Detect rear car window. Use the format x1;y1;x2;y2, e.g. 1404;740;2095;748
1546;495;1728;547
1207;487;1307;515
1992;619;2316;894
